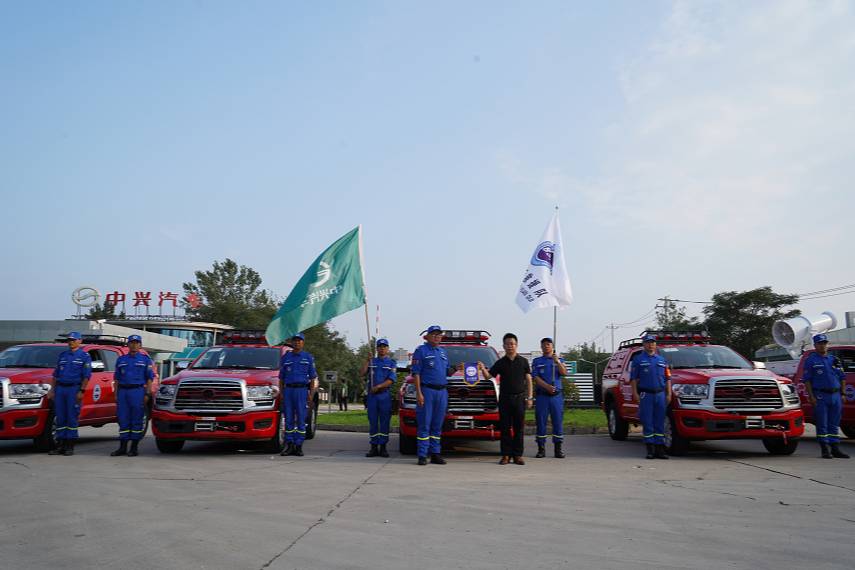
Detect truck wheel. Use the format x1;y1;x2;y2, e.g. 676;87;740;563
156;439;185;453
305;400;319;440
664;414;689;456
399;433;417;455
264;413;286;453
763;437;799;455
33;410;57;452
841;426;855;439
606;401;629;441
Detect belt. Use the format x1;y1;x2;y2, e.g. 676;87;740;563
816;388;839;394
57;383;81;387
536;389;563;396
501;392;526;397
422;384;447;391
639;388;664;394
285;383;308;388
118;384;145;389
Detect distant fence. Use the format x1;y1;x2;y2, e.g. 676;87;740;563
564;373;599;408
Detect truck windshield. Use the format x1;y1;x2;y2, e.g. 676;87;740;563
659;345;752;370
442;346;499;368
191;347;281;370
0;345;67;368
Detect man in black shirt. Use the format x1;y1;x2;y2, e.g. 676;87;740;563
478;333;533;465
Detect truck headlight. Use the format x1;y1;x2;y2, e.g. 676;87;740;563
780;384;796;396
9;383;52;398
673;384;709;398
247;385;278;400
403;383;416;399
157;385;177;399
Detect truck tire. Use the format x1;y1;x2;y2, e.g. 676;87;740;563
399;433;417;455
762;437;799;455
606;401;629;441
305;398;319;440
264;412;286;453
156;439;185;453
841;426;855;439
33;410;57;452
664;414;689;456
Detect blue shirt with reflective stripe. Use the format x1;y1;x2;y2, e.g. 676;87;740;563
279;350;317;385
53;348;92;385
532;356;564;391
802;352;845;391
630;352;668;391
115;352;155;386
411;343;450;386
369;356;397;387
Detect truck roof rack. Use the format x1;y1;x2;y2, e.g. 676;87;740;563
419;330;491;345
618;330;712;350
54;334;129;346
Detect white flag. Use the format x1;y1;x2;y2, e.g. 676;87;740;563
515;211;573;313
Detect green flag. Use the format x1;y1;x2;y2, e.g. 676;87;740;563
266;226;366;346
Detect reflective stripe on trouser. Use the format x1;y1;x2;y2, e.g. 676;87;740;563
416;388;447;457
814;391;842;444
284;387;308;445
535;393;564;444
639;391;666;445
54;385;81;440
117;387;146;441
367;391;392;445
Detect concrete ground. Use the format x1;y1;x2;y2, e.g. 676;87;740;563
0;428;853;570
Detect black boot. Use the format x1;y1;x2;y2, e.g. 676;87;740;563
280;442;294;456
830;443;850;459
128;440;139;457
110;441;128;457
430;454;446;465
63;441;75;456
535;445;546;458
554;442;565;459
378;444;389;458
294;445;304;457
417;456;427;465
48;440;65;455
820;441;833;459
645;444;655;459
366;444;379;458
654;444;670;459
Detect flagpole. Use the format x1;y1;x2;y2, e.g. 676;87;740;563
358;225;374;359
553;204;559;353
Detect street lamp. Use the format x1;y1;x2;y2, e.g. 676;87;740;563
577;356;611;405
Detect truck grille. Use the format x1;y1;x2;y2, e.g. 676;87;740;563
713;379;783;411
447;377;498;413
174;379;244;412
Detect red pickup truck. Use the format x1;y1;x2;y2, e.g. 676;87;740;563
602;331;804;455
0;336;157;451
152;330;318;453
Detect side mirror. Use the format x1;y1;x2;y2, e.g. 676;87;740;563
176;361;190;370
91;361;105;371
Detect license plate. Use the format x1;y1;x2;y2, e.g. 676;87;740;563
455;416;474;420
745;417;765;429
195;422;214;432
454;420;474;429
199;417;216;421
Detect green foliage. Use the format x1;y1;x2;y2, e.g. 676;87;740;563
655;299;701;331
303;323;363;395
562;342;612;383
182;259;278;329
702;286;800;359
85;302;117;320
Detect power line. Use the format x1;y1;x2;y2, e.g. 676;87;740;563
799;289;855;301
796;283;855;297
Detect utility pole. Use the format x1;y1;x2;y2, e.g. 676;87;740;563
607;323;619;353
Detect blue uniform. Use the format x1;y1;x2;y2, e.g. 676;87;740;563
412;343;451;457
803;352;846;444
630;352;669;446
279;350;317;446
533;356;565;445
114;352;155;441
52;348;92;440
367;357;396;445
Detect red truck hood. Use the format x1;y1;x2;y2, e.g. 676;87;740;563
671;368;787;383
0;368;54;383
164;368;279;386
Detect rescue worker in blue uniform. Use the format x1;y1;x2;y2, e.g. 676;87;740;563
111;334;155;457
278;333;318;457
532;337;568;459
630;334;672;460
360;338;397;458
411;325;457;465
49;332;92;456
803;334;849;459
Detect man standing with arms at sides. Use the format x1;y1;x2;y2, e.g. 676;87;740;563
478;333;533;465
111;334;154;457
803;333;849;459
630;334;671;460
48;332;92;456
411;325;456;466
532;337;567;458
339;380;349;411
279;333;318;457
360;338;396;458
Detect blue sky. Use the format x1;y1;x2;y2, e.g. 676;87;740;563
2;1;854;354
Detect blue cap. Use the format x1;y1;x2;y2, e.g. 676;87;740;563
291;333;305;341
541;337;554;345
813;333;829;344
128;334;142;343
376;338;389;347
66;331;82;341
642;334;657;342
427;325;443;334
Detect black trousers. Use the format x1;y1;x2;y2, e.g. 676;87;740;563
339;396;348;411
499;393;526;456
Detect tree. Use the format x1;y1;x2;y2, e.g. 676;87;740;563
85;302;117;320
702;287;799;359
182;259;279;329
655;298;701;331
302;323;363;400
562;342;612;383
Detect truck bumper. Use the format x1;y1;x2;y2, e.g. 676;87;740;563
0;408;50;439
152;409;279;441
673;408;805;440
398;408;501;441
